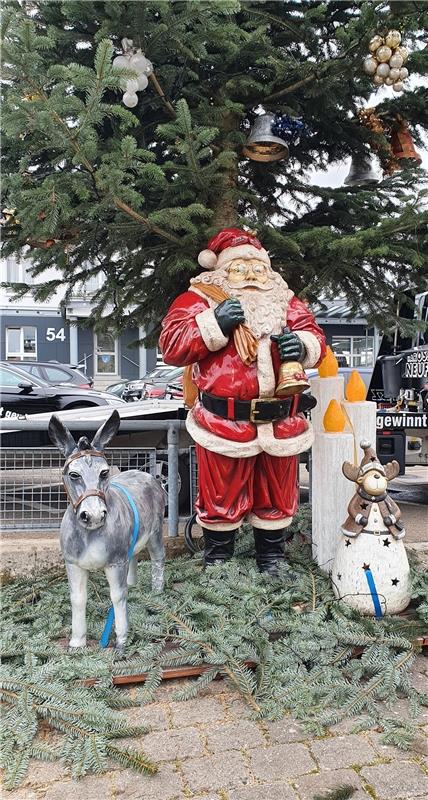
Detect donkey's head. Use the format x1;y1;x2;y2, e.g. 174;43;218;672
49;410;120;530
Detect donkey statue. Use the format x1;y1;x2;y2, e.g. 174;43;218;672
49;410;165;651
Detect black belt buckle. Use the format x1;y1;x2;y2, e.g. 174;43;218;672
250;398;288;424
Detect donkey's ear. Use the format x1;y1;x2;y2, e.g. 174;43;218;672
342;461;359;482
384;460;400;481
91;410;120;451
48;414;76;457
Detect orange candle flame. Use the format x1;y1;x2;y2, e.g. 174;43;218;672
323;399;346;432
345;370;367;402
318;346;339;378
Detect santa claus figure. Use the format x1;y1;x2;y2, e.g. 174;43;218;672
160;228;326;574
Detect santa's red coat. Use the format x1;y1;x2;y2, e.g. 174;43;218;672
160;288;326;459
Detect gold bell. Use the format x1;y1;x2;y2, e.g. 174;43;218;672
276;360;310;397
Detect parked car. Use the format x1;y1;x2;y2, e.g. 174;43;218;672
106;380;130;399
123;366;184;401
165;373;184;400
0;363;125;418
4;360;94;388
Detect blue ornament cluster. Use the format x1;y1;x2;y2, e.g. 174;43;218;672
271;114;310;145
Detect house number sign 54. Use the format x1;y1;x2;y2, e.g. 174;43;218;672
46;327;66;342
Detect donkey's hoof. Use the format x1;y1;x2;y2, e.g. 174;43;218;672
114;643;127;660
68;639;86;651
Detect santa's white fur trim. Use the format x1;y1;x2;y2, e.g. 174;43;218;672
247;514;293;530
257;421;314;457
196;308;229;352
196;516;243;531
295;330;322;369
186;407;314;458
198;249;218;269
217;245;271;270
256;336;276;397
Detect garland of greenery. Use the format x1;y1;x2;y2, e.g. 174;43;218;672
1;506;427;790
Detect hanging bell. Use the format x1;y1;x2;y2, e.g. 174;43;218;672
242;113;289;163
390;119;422;165
344;152;379;187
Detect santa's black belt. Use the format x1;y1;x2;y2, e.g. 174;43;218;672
199;391;316;424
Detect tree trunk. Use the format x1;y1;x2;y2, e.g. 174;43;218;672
212;109;240;229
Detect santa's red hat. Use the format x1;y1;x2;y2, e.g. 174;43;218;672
198;228;271;270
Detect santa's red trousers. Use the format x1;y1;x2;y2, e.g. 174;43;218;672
195;444;298;531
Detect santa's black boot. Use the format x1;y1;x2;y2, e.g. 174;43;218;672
253;528;285;577
202;528;237;567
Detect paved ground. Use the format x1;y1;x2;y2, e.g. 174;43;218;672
8;654;428;800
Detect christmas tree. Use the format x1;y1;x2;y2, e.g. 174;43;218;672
1;1;427;339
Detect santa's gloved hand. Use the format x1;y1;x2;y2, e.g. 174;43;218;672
271;328;306;362
214;299;245;336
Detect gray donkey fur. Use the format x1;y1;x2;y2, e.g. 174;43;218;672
48;410;165;650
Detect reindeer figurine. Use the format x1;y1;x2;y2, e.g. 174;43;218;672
49;410;165;651
332;441;410;617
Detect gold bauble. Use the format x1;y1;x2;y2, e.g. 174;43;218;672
363;56;378;75
385;29;402;49
385;76;395;85
376;62;390;78
393;81;404;92
376;45;392;63
395;46;408;63
369;35;384;53
389;68;401;82
399;67;409;80
373;75;385;86
389;53;404;69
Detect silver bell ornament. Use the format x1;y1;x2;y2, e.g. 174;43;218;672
243;113;289;162
344;152;379;187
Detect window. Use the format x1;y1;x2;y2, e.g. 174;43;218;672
0;367;24;387
332;335;374;368
6;326;37;360
95;332;117;374
44;366;71;383
5;257;32;285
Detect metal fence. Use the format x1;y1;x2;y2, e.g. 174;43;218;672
1;447;157;531
0;418;188;536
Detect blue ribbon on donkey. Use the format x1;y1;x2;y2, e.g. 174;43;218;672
100;483;140;648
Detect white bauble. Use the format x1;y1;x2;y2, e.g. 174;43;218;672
113;55;130;69
376;62;390;78
399;67;409;80
376;45;392;63
389;68;401;82
123;91;138;108
393;82;404;92
142;58;153;76
373;74;385;86
137;73;149;91
369;35;384;53
389;53;404;69
395;46;408;63
385;29;402;49
130;50;150;72
385;77;394;85
363;56;378;75
120;77;139;92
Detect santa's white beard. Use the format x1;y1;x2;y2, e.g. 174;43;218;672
190;269;292;340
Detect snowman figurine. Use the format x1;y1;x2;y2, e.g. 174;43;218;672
332;441;410;617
